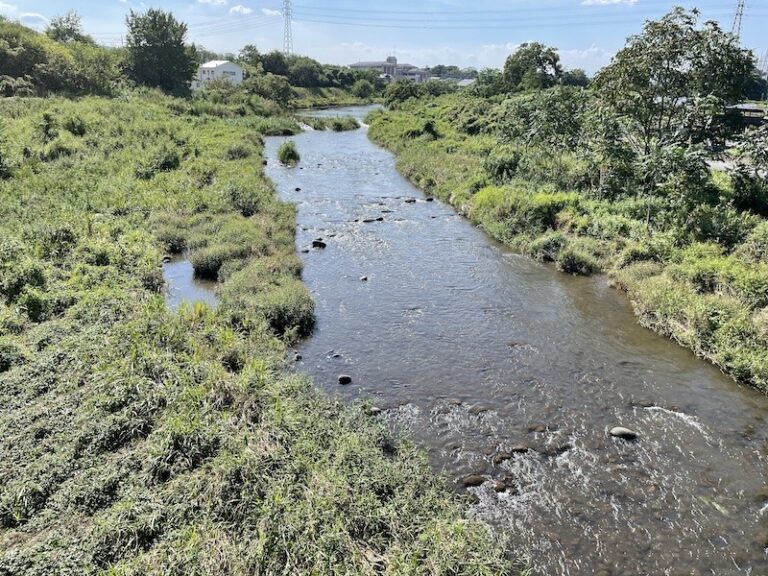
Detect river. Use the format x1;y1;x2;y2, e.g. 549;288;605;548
170;105;768;575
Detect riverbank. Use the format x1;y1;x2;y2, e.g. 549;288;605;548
367;97;768;392
0;95;514;574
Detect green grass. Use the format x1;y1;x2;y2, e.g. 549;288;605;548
296;115;361;132
277;140;301;166
0;93;518;575
368;94;768;391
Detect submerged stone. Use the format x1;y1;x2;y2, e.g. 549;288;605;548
338;374;352;385
492;452;512;465
460;474;486;487
610;426;639;441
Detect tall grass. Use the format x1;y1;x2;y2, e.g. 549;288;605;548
0;94;517;575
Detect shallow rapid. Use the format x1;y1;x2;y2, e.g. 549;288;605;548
218;105;768;574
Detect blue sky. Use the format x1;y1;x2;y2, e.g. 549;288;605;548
1;0;765;73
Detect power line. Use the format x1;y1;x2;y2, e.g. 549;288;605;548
288;9;746;31
283;0;293;55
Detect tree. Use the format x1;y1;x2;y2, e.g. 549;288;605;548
244;73;294;104
124;9;197;94
470;68;507;98
238;44;261;68
562;69;590;88
730;124;768;215
503;43;562;92
351;79;374;99
593;8;755;155
287;56;323;87
260;51;288;76
384;80;418;105
46;11;93;44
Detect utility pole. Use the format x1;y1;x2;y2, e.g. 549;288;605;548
283;0;293;56
732;0;745;38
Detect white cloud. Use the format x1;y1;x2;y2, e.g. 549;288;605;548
261;8;281;17
19;12;49;28
230;4;252;15
198;0;227;5
582;0;638;5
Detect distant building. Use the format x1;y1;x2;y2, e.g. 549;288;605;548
192;60;244;90
457;79;477;89
349;56;429;84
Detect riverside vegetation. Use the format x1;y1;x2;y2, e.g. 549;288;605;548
369;8;768;391
0;12;518;576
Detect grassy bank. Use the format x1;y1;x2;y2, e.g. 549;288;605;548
367;95;768;391
0;94;515;575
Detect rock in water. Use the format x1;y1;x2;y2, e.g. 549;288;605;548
338;374;352;385
492;452;512;465
312;239;327;249
460;474;486;487
610;426;639;440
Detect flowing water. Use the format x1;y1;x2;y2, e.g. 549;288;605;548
170;105;768;575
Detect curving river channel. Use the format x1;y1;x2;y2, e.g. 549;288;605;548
176;105;768;575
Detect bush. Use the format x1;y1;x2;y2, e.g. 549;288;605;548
351;79;374;99
0;338;25;372
136;144;182;180
189;243;252;280
484;147;522;183
556;246;600;275
63;115;88;136
226;184;263;218
736;221;768;264
529;231;567;262
277;140;300;166
330;117;360;131
224;143;252;160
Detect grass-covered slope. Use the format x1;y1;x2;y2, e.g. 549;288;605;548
0;95;514;575
368;95;768;391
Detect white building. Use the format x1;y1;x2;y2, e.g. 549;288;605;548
192;60;245;90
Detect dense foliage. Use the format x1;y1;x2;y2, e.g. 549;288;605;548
0;94;516;575
0;16;121;97
368;9;768;391
125;10;198;94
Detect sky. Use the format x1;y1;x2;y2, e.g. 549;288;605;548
1;0;766;74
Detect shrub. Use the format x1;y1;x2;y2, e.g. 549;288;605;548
225;144;252;161
63;115;88;136
736;221;768;264
277;141;300;166
189;244;250;280
351;79;374;99
529;231;567;262
556;246;600;275
41;133;82;161
0;338;25;372
330;117;360;132
484;147;522;183
136;144;182;180
226;184;262;218
17;287;53;322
